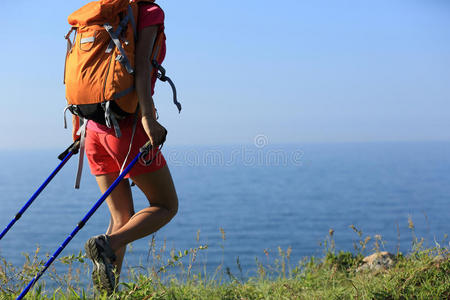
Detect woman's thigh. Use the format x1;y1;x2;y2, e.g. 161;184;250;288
131;165;178;214
95;173;135;226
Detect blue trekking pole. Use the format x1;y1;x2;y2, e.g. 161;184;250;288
0;140;80;241
17;141;157;300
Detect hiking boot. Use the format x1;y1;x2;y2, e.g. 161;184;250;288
84;234;117;294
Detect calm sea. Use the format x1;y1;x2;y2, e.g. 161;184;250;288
0;142;449;287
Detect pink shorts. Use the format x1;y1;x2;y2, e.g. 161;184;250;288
85;119;166;178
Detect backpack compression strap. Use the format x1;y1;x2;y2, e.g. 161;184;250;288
102;5;136;137
104;23;134;74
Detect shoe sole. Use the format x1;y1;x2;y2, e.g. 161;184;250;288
85;237;115;295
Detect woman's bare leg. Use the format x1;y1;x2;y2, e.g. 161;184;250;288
107;165;178;254
94;165;177;275
95;174;134;274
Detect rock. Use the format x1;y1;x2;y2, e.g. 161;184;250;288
357;251;396;272
433;254;445;263
433;254;448;267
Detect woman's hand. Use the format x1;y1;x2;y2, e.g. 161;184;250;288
142;114;167;147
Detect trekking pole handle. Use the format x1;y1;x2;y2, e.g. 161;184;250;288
140;140;153;153
139;141;165;166
58;139;81;161
70;140;81;153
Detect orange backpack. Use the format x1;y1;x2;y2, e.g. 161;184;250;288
64;0;181;137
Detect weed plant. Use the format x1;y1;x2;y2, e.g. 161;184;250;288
0;220;448;299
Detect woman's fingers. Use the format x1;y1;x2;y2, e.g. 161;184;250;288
151;127;167;147
141;116;167;146
156;128;167;146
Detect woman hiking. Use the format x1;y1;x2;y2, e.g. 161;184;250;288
72;2;179;294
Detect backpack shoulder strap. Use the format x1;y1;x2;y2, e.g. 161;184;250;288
128;5;138;40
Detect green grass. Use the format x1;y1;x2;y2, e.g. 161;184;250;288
1;224;449;300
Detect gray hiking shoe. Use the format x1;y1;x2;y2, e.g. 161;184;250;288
84;234;117;295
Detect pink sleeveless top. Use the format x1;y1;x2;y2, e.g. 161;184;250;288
88;4;165;133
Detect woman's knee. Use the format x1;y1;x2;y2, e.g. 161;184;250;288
165;198;178;219
168;198;178;219
154;195;178;220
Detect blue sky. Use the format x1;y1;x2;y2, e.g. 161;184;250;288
0;0;449;149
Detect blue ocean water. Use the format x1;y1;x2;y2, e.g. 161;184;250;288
0;142;449;288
